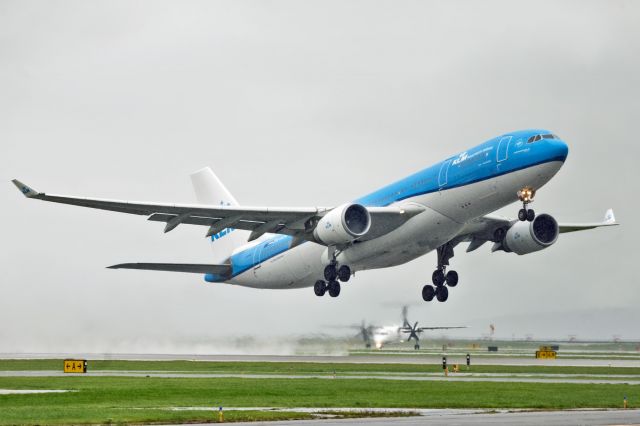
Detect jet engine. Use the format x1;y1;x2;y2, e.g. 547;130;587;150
502;213;559;255
313;203;371;245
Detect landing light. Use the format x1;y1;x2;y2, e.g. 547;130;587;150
517;187;536;203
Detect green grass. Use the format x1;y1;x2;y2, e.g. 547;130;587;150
1;359;639;424
0;375;638;425
2;359;640;376
0;407;312;425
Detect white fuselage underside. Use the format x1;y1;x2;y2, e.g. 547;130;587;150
225;161;563;289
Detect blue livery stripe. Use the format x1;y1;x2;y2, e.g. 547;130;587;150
206;129;568;282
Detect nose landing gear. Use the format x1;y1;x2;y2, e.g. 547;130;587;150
517;186;536;222
423;242;458;302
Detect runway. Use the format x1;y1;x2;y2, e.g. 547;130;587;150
172;410;640;426
2;370;639;385
3;353;640;367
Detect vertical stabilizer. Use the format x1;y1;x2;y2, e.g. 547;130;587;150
190;167;250;263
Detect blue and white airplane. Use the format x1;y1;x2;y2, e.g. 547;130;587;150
13;130;617;302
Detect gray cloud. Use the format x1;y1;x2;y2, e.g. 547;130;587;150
1;0;638;353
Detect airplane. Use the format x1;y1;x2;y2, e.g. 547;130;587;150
350;306;464;349
12;129;618;302
399;305;466;350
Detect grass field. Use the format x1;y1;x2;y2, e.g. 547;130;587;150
1;359;639;425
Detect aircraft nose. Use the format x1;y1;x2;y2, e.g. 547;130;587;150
550;139;569;162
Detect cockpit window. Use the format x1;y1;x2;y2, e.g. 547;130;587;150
528;133;559;143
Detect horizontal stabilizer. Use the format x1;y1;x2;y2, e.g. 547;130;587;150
107;262;231;276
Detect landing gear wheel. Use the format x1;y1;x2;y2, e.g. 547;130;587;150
327;280;341;298
324;264;337;281
414;344;420;350
445;270;458;287
432;270;445;287
337;265;351;282
422;285;435;301
518;209;527;221
517;187;536;222
314;280;326;297
527;209;535;222
435;286;449;302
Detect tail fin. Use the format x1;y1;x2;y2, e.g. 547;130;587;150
603;208;616;224
190;167;250;263
402;305;410;328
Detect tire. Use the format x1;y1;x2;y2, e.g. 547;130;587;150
414;344;420;350
446;270;458;287
422;285;435;301
436;286;449;302
338;265;351;282
314;280;326;297
432;270;445;287
518;209;527;221
328;280;341;298
324;264;337;281
527;209;535;222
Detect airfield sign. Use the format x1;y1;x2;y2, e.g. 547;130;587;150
63;359;87;373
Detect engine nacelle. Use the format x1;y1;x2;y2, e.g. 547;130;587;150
313;203;371;245
503;213;559;255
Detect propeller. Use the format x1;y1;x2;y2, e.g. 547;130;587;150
401;320;421;342
354;320;377;347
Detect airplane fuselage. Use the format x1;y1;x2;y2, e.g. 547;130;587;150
210;129;569;289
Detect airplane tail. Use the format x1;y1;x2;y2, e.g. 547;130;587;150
190;167;250;263
402;305;410;328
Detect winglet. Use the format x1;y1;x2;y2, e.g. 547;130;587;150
604;208;616;225
11;179;40;198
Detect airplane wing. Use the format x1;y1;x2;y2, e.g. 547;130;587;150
555;209;618;233
457;208;618;253
11;179;420;244
416;326;467;331
107;263;231;276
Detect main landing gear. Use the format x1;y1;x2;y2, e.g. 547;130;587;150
422;242;458;303
517;186;536;222
314;258;352;298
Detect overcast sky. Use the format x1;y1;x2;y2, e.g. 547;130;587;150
1;0;639;354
